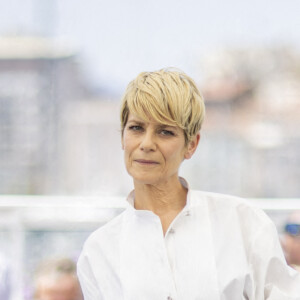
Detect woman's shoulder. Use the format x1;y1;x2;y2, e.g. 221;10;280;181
191;189;256;208
82;210;126;253
190;189;273;227
190;189;246;207
78;211;126;281
189;189;278;255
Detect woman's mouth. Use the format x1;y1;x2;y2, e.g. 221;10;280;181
134;159;159;165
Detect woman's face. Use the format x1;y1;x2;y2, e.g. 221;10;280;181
122;113;198;186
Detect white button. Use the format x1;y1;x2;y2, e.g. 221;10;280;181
169;228;175;234
185;210;191;216
167;296;173;300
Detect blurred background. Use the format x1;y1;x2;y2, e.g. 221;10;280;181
0;0;300;299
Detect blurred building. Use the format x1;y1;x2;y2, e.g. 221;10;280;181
189;47;300;197
0;36;89;194
60;99;131;196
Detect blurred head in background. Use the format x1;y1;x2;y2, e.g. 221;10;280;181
33;257;83;300
281;211;300;269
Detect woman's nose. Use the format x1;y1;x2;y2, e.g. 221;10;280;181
140;131;156;152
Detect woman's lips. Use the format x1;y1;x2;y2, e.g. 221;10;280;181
134;159;159;165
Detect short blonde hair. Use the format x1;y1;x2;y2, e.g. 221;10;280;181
120;68;205;143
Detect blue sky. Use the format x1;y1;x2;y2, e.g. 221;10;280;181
1;0;300;93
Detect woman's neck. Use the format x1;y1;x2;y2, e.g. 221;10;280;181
133;176;187;217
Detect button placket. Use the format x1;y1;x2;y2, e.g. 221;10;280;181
168;227;175;234
164;224;177;295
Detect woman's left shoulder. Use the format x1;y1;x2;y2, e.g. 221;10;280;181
190;189;272;227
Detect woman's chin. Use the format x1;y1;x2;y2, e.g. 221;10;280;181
133;177;160;186
130;172;162;186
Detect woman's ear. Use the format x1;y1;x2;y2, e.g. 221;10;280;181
184;133;200;159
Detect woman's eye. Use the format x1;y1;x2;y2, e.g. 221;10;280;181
160;129;174;136
129;125;143;131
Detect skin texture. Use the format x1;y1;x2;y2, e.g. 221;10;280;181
122;113;200;234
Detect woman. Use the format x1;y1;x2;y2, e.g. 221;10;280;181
77;68;300;299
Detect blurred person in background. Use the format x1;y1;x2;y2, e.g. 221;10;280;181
0;252;11;300
282;211;300;271
33;257;83;300
78;68;300;299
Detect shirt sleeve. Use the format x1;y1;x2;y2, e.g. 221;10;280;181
249;218;300;299
77;251;104;300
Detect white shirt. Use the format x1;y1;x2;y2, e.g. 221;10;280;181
77;178;300;300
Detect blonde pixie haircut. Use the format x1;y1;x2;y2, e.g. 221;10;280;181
120;68;205;143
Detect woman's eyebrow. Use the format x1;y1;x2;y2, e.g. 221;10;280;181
157;124;178;130
127;119;144;125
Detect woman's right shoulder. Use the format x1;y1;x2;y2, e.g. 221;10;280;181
82;210;126;253
77;211;126;285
